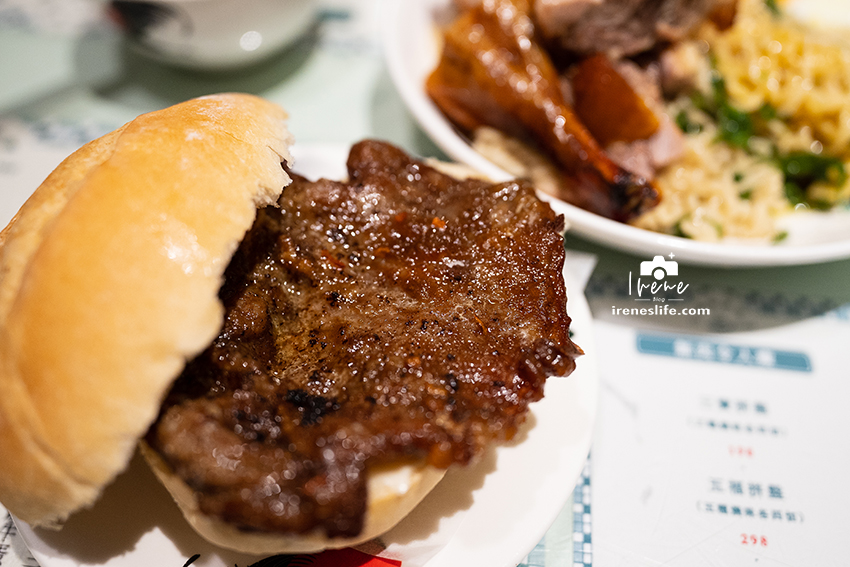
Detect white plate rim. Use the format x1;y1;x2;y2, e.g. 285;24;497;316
381;0;850;267
14;142;598;567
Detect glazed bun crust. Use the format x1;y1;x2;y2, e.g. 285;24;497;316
0;94;293;527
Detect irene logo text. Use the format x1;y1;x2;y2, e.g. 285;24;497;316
629;254;689;301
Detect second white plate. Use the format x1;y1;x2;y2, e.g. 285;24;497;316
382;0;850;267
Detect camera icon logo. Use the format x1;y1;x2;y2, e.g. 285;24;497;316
640;256;679;281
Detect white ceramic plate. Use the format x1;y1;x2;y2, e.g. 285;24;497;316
14;144;598;567
382;0;850;267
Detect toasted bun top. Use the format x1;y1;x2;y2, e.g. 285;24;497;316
0;94;293;526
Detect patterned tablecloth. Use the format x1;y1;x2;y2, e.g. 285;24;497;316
1;0;849;566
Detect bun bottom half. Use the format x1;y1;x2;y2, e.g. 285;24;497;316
139;442;446;555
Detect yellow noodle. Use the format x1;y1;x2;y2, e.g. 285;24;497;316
705;0;850;159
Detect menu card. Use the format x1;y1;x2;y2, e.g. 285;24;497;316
591;308;850;566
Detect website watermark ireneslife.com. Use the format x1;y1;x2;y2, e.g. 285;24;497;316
612;305;711;316
613;253;710;317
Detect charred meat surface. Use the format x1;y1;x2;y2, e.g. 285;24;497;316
148;140;582;538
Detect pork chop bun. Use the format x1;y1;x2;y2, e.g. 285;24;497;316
0;94;446;554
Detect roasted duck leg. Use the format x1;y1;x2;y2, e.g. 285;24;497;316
427;0;659;221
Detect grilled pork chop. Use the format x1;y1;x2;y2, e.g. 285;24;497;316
148;140;581;537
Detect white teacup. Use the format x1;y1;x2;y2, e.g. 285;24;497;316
109;0;317;69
